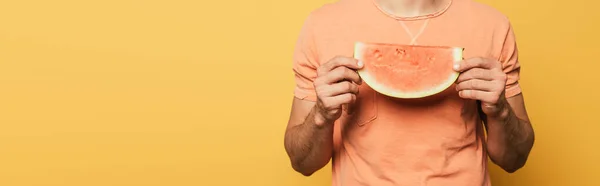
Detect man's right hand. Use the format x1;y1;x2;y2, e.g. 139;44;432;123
313;56;364;126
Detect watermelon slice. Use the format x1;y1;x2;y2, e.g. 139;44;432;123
354;42;463;98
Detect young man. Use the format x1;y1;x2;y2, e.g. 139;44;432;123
283;0;535;185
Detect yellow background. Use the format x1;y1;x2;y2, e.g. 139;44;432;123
0;0;598;185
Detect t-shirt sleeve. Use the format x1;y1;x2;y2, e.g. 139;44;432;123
291;14;320;102
499;22;522;98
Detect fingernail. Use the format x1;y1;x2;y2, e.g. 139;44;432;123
357;60;364;68
453;63;460;71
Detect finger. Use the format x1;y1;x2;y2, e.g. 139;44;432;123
322;66;362;85
322;93;356;110
456;68;495;83
319;81;359;97
454;58;498;72
456;79;494;91
458;90;497;103
318;56;364;75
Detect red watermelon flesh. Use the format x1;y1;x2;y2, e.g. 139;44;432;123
354;42;463;98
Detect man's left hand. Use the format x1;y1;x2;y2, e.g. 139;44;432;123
454;57;508;118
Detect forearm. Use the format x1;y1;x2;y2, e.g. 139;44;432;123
284;106;335;176
485;102;535;173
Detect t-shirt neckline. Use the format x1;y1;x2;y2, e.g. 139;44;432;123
370;0;454;21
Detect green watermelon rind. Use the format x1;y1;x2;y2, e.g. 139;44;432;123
354;42;463;99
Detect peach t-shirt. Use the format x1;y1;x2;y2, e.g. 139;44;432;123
291;0;522;185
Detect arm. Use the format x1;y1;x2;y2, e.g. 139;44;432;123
455;57;535;173
482;94;535;173
484;21;535;172
284;57;363;176
455;20;535;173
455;60;536;173
285;12;364;176
284;98;334;176
284;13;333;176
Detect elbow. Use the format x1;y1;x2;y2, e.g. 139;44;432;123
502;155;530;173
491;148;534;174
294;166;317;177
503;167;519;174
499;146;534;173
300;171;315;177
290;159;319;177
503;127;536;173
502;162;525;173
498;148;533;173
289;154;331;177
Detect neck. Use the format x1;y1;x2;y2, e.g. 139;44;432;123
374;0;449;17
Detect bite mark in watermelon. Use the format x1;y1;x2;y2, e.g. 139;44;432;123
354;42;463;99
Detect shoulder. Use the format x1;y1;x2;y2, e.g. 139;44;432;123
458;1;520;66
451;0;517;49
301;0;357;31
460;0;513;31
